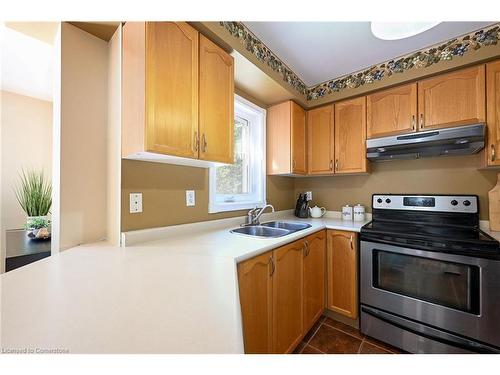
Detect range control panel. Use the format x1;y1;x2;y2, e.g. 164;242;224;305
372;195;478;213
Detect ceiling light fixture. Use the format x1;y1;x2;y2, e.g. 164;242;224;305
371;22;441;40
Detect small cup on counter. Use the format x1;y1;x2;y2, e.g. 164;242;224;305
353;204;366;222
342;205;353;221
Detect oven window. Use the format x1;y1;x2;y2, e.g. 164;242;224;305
373;250;480;314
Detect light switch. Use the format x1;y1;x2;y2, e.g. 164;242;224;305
129;193;143;213
186;190;195;207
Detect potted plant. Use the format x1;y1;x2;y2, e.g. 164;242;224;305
14;169;52;240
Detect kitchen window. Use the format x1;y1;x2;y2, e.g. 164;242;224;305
209;95;266;213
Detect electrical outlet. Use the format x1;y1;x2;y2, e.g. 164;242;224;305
186;190;195;207
305;191;313;201
129;193;143;213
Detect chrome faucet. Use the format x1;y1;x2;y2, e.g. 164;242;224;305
246;204;275;225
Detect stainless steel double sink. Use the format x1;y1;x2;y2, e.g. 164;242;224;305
230;221;312;238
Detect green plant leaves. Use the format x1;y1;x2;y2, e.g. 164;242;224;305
14;168;52;217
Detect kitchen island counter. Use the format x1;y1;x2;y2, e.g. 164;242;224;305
1;210;369;353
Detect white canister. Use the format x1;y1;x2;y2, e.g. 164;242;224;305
353;204;365;222
342;205;353;221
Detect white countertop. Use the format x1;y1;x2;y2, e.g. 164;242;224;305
0;210;368;354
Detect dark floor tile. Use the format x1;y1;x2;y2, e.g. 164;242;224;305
292;341;306;354
309;324;362;354
301;345;324;354
323;317;364;340
364;336;405;353
359;341;391;354
303;317;324;343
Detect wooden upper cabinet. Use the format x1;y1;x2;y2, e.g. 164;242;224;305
334;97;368;174
367;83;417;139
487;60;500;167
267;102;291;175
327;230;358;319
291;102;307;174
122;22;234;165
145;22;199;158
303;231;326;333
307;104;334;175
237;252;273;354
267;100;307;175
272;241;304;354
199;35;234;163
418;65;485;130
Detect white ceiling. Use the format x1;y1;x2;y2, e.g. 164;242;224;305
244;22;495;86
1;24;55;101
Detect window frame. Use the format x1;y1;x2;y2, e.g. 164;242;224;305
208;94;266;213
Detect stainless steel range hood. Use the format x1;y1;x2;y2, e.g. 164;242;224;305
366;123;485;161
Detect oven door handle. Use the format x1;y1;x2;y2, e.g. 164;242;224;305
361;306;500;354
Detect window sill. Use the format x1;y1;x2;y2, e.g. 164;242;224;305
209;201;266;214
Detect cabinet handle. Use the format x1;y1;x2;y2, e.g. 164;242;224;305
411;115;416;131
335;159;339;171
492;144;496;162
419;113;424;129
201;134;208;153
350;235;353;250
193;131;199;152
329;160;333;171
303;241;310;257
293;159;296;170
268;256;275;277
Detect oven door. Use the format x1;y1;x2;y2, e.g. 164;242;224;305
360;240;500;348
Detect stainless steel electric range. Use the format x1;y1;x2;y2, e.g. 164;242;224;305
360;194;500;354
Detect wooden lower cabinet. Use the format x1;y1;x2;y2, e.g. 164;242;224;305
303;230;326;332
237;230;326;354
272;240;304;353
326;229;358;319
237;251;273;354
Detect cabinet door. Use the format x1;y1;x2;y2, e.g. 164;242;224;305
487;60;500;166
418;65;485;130
145;22;199;158
273;241;304;353
237;252;273;353
291;102;307;174
327;230;358;319
334;97;368;174
307;104;334;174
267;101;292;175
367;83;417;139
199;34;234;163
303;230;326;332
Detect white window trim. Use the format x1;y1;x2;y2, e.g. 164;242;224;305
209;94;266;213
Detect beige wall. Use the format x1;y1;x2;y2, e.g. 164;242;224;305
58;23;109;249
106;26;122;245
1;90;53;273
121;160;295;232
0;90;53;231
295;155;499;220
122;154;498;231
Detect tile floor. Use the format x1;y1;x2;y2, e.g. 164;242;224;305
294;316;405;354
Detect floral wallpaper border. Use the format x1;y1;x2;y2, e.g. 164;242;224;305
219;22;308;95
219;22;500;101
